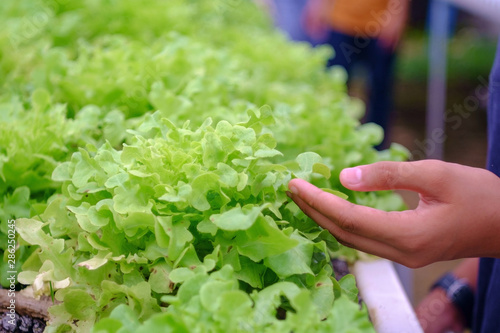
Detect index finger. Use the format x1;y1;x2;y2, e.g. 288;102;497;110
288;178;415;242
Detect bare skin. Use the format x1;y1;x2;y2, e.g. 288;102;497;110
287;160;500;268
416;258;478;333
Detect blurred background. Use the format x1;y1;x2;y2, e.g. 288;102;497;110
392;2;497;307
268;0;499;307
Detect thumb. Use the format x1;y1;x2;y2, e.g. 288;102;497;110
340;160;450;197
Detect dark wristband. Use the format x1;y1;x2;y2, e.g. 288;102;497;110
431;273;474;327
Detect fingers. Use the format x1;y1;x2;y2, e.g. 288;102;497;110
288;161;500;265
340;160;451;201
290;192;391;250
288;178;414;242
289;189;429;266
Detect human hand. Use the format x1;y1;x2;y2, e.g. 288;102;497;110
416;288;466;333
287;160;500;268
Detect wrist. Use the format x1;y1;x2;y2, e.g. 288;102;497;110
431;273;474;327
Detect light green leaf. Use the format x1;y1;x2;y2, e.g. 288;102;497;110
312;163;331;179
63;289;97;320
148;261;174;293
296;152;323;173
235;216;298;262
320;188;349;200
264;231;314;278
210;205;261;231
338;274;359;303
118;212;155;237
52;162;72;182
189;173;220;211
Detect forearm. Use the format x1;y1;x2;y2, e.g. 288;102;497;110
416;258;478;332
451;258;479;292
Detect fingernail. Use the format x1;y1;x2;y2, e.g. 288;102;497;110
341;167;362;186
288;185;299;195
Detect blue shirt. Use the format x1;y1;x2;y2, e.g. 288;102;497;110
473;37;500;333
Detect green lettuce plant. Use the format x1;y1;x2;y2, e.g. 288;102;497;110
17;111;373;331
0;0;410;330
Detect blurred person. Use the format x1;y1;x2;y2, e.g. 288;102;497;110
287;35;500;332
303;0;410;149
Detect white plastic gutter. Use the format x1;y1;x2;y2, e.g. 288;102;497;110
353;260;423;333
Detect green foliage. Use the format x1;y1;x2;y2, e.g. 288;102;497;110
16;113;371;331
93;267;373;333
0;0;409;330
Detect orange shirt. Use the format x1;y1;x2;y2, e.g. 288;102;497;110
327;0;391;37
